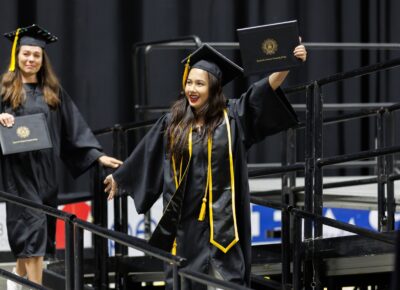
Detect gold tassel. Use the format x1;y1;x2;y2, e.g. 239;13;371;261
9;28;21;72
198;197;207;221
171;239;177;255
182;55;191;91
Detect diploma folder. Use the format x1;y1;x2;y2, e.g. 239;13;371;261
0;113;52;155
237;20;301;75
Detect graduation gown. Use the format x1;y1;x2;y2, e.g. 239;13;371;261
113;79;298;289
0;84;103;258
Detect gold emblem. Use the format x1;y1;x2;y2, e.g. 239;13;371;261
16;126;30;139
262;38;278;55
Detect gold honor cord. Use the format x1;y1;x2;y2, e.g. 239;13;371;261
198;109;239;253
9;28;21;72
170;127;193;255
171;112;239;254
209;110;239;253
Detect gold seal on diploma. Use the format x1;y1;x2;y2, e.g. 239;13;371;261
261;38;278;55
16;126;30;139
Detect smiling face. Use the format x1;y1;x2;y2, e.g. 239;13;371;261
185;68;210;112
18;45;43;82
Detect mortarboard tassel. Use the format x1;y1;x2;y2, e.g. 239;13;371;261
182;55;191;91
171;239;177;255
9;28;21;72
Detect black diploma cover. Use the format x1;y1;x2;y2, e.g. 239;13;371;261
0;113;52;155
237;20;301;75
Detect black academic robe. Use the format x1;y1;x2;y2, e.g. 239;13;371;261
0;84;103;258
113;78;298;289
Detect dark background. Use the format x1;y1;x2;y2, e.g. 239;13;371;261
0;0;400;193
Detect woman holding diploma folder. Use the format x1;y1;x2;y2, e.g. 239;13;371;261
104;42;306;289
0;24;122;289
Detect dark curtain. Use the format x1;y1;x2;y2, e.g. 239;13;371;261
0;0;399;192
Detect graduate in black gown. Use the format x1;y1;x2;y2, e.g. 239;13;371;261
104;43;307;289
0;24;122;288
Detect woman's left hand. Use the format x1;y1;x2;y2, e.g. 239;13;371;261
104;174;118;200
293;44;307;62
98;155;123;168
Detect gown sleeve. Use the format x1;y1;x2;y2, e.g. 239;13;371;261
231;78;298;149
59;89;104;178
112;115;167;214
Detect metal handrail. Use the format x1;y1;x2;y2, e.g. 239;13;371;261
249;196;395;245
73;218;184;265
289;207;395;245
317;145;400;167
0;189;186;289
0;268;48;290
285;57;400;94
140;41;400;51
248;163;304;177
0;190;73;221
93;119;158;136
179;269;256;290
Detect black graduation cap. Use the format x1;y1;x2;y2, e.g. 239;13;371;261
4;24;57;72
181;43;243;89
4;24;58;48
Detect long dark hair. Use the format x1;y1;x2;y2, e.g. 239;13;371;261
0;47;60;110
166;70;226;161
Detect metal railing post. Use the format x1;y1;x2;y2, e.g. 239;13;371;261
91;164;109;289
281;130;292;289
112;124;127;289
304;84;314;287
313;81;324;290
173;264;180;290
376;111;387;231
293;214;302;289
385;111;395;230
313;82;323;237
65;219;75;290
74;225;84;290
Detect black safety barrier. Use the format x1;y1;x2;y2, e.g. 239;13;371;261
250;57;400;288
0;190;75;290
0;167;256;290
0;268;48;290
0;189;233;290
